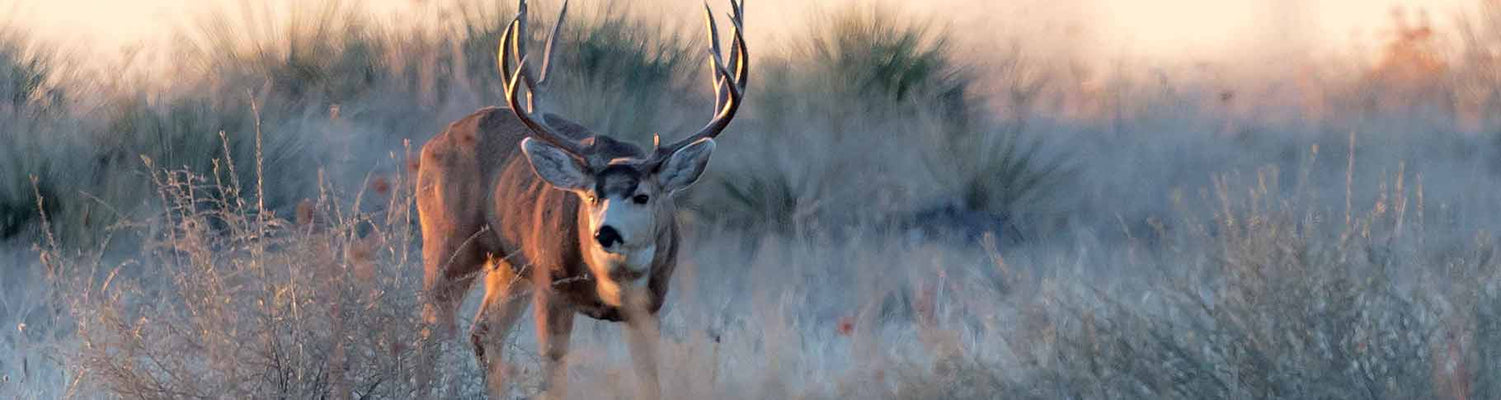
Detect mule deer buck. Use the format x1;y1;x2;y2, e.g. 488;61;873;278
414;0;746;398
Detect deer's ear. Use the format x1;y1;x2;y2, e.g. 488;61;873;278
521;137;592;191
657;138;715;193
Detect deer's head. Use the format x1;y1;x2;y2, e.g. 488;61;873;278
499;0;747;306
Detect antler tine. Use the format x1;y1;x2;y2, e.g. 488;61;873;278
499;0;588;157
656;0;748;160
729;0;748;90
514;1;537;111
539;0;568;85
703;3;725;72
716;9;748;112
507;55;589;156
697;54;743;131
704;3;726;113
508;0;569;112
497;17;520;93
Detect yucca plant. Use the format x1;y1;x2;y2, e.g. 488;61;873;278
938;124;1073;237
0;29;63;114
772;6;1067;239
802;6;972;126
551;3;698;142
0;28;73;242
180;0;386;105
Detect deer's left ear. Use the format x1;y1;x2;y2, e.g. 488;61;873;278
656;138;715;193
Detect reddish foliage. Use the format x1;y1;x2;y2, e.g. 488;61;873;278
837;316;855;336
370;176;391;196
295;199;315;227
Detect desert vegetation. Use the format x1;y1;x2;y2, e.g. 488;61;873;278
4;0;1501;399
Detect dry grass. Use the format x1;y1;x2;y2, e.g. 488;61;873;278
5;1;1501;399
14;134;1500;399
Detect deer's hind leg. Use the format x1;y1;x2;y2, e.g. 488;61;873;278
471;257;532;397
416;128;491;340
414;130;491;395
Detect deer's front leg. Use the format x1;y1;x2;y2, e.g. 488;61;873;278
623;290;661;400
535;293;576;400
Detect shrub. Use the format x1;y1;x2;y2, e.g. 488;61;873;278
180;0;386;104
802;6;970;122
50;154;446;398
1004;168;1495;399
0;28;77;242
0;29;63;114
701;5;1069;239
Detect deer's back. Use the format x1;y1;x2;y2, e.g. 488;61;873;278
418;107;594;288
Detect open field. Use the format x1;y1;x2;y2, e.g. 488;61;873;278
4;0;1501;398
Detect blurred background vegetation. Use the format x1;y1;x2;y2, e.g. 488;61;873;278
5;0;1496;248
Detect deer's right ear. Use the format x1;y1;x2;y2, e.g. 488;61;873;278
521;137;591;191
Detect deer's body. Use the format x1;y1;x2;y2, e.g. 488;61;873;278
414;1;746;398
418;108;675;323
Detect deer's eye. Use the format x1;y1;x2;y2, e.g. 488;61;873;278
586;194;599;204
632;194;650;204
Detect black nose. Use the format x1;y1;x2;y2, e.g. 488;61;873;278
595;226;622;248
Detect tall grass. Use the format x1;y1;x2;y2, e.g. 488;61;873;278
42;152;436;398
31;131;1501;399
1002;165;1492;399
0;27;67;241
1456;0;1501;133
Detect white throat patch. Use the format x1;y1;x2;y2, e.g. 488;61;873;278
589;243;655;307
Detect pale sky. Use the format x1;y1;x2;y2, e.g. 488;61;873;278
0;0;1478;63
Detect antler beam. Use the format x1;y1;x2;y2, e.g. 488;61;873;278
499;0;587;156
652;0;748;162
